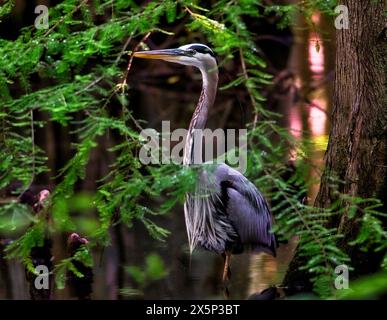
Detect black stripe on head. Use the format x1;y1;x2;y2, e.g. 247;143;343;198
188;44;215;57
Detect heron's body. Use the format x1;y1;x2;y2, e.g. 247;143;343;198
134;43;276;277
185;163;276;256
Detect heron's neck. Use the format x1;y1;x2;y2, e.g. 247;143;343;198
183;68;218;165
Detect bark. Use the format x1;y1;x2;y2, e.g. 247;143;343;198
283;0;387;292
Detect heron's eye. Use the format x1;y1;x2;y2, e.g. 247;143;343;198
186;49;196;56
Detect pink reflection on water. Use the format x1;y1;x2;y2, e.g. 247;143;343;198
308;29;327;137
309;98;327;136
308;34;324;77
288;76;302;161
289;106;302;161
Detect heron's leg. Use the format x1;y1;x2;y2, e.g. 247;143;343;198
223;286;230;300
222;251;231;282
222;252;232;299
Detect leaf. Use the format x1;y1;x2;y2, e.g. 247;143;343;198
145;253;168;280
219;76;244;90
142;218;170;241
126;266;145;286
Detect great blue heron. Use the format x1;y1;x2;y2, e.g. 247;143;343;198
133;43;276;284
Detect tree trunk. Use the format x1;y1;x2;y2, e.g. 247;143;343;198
283;0;387;292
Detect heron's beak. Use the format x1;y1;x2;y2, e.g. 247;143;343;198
133;48;184;61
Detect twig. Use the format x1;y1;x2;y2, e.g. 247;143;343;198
75;34;134;96
114;34;133;65
120;31;152;91
114;32;151;133
18;110;36;201
239;47;259;129
75;76;104;96
29;110;35;189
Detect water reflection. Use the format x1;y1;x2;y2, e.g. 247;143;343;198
309;99;327;137
308;30;328;142
246;242;296;297
308;33;325;77
307;26;331;202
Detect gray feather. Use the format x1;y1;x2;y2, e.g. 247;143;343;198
185;163;276;256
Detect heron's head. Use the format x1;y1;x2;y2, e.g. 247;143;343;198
133;43;217;73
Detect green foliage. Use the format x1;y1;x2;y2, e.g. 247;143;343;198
264;0;338;30
0;110;48;189
0;201;37;232
55;244;93;290
347;200;387;268
271;171;386;297
4;220;45;273
122;252;168;296
0;0;14;20
337;271;387;300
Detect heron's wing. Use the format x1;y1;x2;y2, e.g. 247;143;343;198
213;164;277;256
